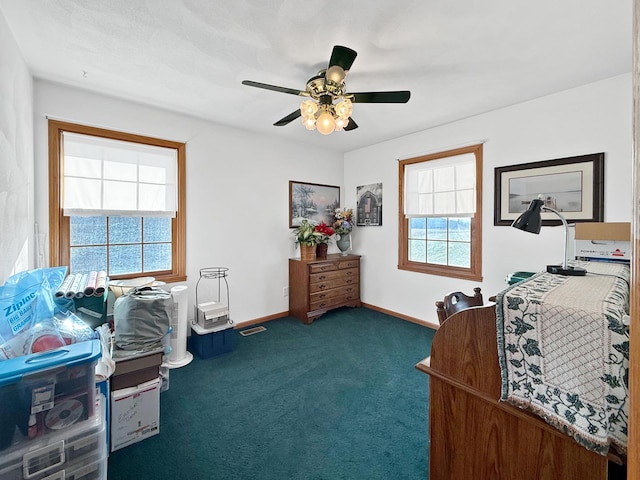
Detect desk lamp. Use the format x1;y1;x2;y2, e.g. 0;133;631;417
511;197;586;276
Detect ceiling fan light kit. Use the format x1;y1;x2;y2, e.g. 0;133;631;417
242;45;410;136
301;97;353;135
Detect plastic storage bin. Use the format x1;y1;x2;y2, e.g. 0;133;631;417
0;340;101;452
189;323;234;359
0;395;106;480
65;453;108;480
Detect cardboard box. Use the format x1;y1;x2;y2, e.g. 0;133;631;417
110;349;163;391
574;222;631;261
110;377;160;452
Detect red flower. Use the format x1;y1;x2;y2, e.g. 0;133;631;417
313;222;335;242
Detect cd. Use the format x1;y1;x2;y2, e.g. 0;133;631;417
45;399;83;430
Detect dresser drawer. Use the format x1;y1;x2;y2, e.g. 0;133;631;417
310;292;360;312
310;268;358;285
309;263;338;274
309;276;358;293
337;259;359;270
309;284;359;303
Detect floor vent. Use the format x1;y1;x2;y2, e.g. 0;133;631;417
239;326;267;336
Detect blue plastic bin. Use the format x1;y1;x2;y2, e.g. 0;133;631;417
0;340;101;451
189;324;234;359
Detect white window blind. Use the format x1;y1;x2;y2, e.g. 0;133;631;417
62;132;178;217
404;153;476;217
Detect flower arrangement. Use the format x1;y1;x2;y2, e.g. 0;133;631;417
333;208;354;236
313;222;335;244
293;219;324;246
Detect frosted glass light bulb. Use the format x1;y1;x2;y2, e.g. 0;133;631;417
316;111;336;135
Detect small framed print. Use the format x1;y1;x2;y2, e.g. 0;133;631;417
356;183;382;226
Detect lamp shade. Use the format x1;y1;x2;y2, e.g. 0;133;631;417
511;198;544;233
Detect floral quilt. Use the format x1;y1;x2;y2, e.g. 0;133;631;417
496;260;629;455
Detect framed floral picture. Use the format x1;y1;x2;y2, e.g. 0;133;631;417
289;181;340;228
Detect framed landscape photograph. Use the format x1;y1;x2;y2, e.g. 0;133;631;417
289;181;340;228
494;153;604;226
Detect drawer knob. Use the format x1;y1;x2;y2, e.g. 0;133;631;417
318;284;327;290
318;275;326;280
318;293;326;298
345;279;353;284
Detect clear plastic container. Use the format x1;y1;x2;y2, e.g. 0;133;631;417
0;395;106;480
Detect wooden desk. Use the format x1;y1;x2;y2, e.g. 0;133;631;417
416;296;625;479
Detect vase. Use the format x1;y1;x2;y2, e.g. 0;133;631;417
336;233;351;256
316;243;328;259
300;244;316;262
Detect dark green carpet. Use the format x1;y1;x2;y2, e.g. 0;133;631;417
108;307;434;480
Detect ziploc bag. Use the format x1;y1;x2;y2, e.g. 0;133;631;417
0;267;67;360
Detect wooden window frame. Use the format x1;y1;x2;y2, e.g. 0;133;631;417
398;144;483;281
48;120;187;283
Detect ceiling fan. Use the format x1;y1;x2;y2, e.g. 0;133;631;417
242;45;411;135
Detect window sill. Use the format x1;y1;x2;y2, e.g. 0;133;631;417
398;262;482;282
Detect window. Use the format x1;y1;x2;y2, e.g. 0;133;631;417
48;120;186;283
398;144;482;281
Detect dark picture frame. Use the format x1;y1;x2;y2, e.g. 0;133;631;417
289;181;340;228
494;153;604;226
356;182;383;226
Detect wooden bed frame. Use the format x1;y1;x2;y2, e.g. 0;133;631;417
416;303;624;480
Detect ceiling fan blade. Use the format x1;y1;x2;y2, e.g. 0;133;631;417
242;80;306;96
328;45;357;72
351;91;411;103
274;110;302;126
344;118;358;131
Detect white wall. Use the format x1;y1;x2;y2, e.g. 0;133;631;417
33;80;344;325
0;14;34;283
28;75;634;327
344;74;632;324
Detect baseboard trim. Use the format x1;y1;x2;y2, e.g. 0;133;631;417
235;306;439;331
234;311;289;329
361;303;439;331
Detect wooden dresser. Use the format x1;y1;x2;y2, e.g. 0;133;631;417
288;253;361;324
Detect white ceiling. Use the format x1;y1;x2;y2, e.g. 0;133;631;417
0;1;632;153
